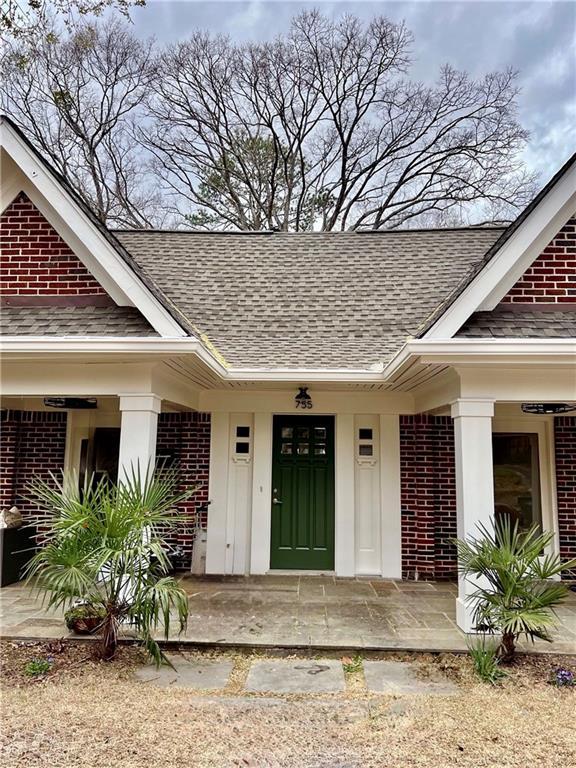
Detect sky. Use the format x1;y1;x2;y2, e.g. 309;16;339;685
126;0;576;186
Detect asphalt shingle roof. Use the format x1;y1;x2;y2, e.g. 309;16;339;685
457;307;576;339
114;228;504;368
0;305;158;337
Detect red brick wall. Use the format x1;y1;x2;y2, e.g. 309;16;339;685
0;410;67;532
0;410;20;509
400;414;457;580
0;192;108;298
157;412;211;569
555;416;576;577
502;218;576;304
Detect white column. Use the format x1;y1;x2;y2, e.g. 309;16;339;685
118;394;161;481
451;398;495;632
335;413;355;577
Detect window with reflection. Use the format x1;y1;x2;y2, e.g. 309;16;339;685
493;433;542;531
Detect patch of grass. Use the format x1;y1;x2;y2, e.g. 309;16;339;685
467;636;507;685
341;654;363;674
23;658;52;678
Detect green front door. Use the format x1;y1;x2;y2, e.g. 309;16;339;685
270;415;335;570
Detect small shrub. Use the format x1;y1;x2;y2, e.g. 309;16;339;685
549;667;575;687
24;658;52;677
467;636;507;685
454;516;576;662
25;465;197;666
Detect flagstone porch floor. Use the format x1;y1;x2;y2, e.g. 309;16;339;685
1;575;575;654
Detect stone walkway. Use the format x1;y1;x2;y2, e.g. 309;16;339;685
1;575;575;653
134;654;460;696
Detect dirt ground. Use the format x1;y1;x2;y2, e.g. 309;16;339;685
1;640;575;768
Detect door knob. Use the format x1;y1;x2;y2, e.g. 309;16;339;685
273;489;282;504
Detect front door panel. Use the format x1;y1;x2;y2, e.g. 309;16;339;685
270;415;335;570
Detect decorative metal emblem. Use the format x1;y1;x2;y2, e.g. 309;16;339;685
521;403;576;415
295;387;313;409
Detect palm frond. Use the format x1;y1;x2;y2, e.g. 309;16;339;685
24;463;196;663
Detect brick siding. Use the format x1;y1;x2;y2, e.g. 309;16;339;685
554;416;576;576
400;414;457;580
0;410;67;535
0;192;108;297
157;412;211;570
502;218;576;304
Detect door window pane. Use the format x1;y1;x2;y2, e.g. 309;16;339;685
359;428;373;440
314;444;326;455
297;443;309;455
314;427;327;439
281;427;293;439
281;443;293;455
359;444;373;456
296;427;310;439
493;433;542;531
236;426;250;438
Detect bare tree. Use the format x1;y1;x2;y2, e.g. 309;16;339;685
1;0;144;41
1;19;162;227
146;10;536;231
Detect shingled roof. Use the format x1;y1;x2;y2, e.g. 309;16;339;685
114;228;504;368
457;307;576;339
0;305;158;337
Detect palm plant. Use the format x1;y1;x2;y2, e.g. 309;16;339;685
454;516;576;662
24;466;197;666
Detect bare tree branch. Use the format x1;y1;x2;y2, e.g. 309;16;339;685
145;10;536;230
1;19;164;227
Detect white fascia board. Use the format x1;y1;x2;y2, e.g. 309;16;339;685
389;338;576;369
0;337;203;354
0;122;186;338
381;338;576;381
0;337;384;382
425;162;576;340
225;366;386;382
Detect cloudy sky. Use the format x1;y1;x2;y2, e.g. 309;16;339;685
127;0;575;185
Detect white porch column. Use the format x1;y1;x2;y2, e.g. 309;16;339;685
118;394;161;481
451;398;495;632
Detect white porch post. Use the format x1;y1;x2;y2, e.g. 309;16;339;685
118;394;161;481
451;398;495;632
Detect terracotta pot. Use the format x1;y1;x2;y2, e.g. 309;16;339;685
66;615;103;635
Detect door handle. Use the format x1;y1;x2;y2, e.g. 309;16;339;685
273;497;283;505
273;489;282;505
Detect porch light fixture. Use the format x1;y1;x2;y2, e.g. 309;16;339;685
44;397;97;409
521;403;576;415
295;387;313;409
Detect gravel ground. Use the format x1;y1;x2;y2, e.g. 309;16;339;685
1;641;575;768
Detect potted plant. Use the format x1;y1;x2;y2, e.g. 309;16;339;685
64;604;107;634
